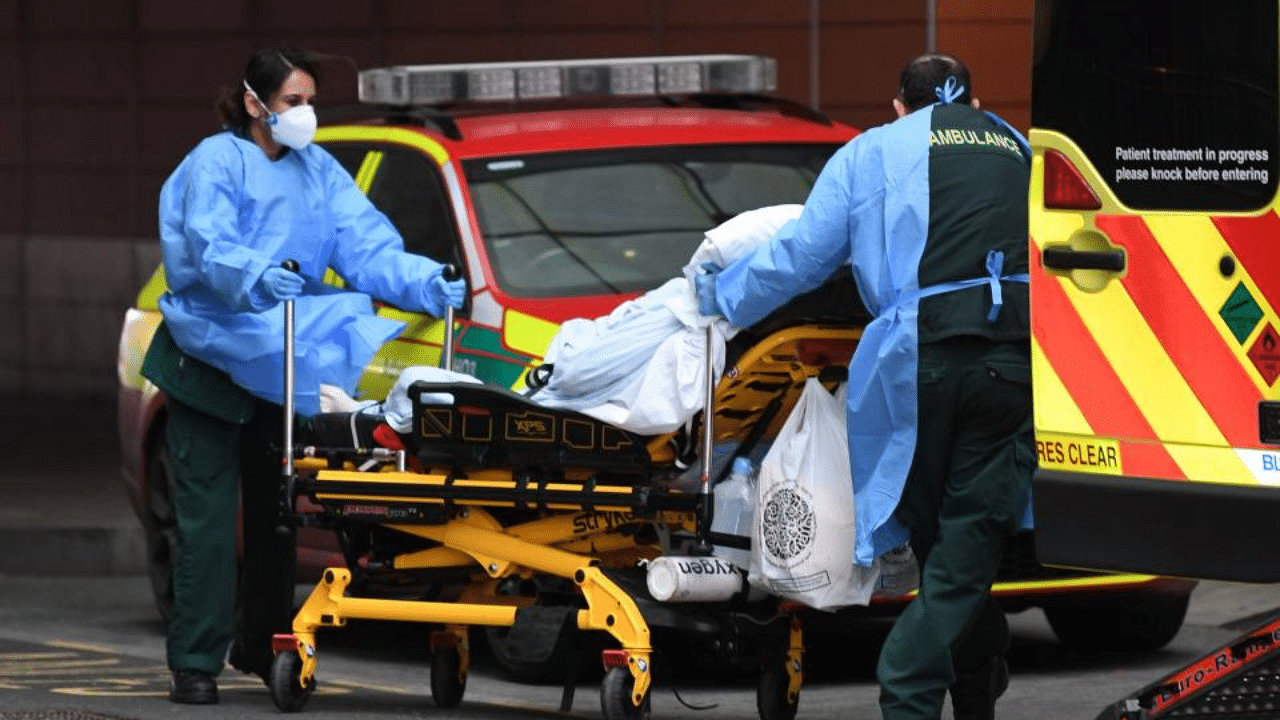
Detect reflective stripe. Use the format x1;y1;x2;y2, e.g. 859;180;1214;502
1031;242;1186;479
353;150;384;193
1111;214;1264;446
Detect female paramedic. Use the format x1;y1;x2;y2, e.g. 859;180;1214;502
141;48;465;705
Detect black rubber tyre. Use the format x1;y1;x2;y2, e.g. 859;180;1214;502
144;435;177;627
600;666;650;720
1043;589;1192;653
269;651;314;712
430;644;466;708
756;656;799;720
484;625;566;684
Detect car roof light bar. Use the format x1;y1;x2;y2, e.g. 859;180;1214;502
358;55;778;105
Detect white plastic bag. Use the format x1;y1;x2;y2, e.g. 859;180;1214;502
873;544;920;599
749;378;884;609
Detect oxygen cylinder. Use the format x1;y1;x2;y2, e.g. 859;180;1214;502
645;555;747;602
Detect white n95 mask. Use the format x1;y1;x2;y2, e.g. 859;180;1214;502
244;80;317;150
267;104;317;150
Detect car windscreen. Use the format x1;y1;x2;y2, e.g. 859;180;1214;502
462;144;839;298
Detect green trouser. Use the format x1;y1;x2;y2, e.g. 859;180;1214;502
877;337;1034;720
165;397;296;676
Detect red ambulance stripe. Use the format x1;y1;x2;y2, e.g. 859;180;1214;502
1214;212;1280;312
1118;441;1185;481
1030;243;1185;479
1096;215;1260;447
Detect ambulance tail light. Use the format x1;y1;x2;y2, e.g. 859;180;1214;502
1043;149;1102;210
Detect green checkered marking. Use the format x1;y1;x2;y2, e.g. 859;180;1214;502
1220;282;1264;344
458;324;531;388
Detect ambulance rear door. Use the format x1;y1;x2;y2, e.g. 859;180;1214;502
1028;0;1280;582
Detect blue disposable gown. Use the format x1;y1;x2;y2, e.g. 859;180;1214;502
158;131;449;417
714;106;1030;567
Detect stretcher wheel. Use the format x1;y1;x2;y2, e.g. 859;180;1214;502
756;657;799;720
600;666;650;720
430;644;466;708
269;651;314;712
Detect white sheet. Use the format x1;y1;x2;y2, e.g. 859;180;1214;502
532;204;803;435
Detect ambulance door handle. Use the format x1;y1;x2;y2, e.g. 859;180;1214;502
1042;246;1126;272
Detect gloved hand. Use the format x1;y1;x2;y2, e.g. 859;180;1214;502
694;262;723;316
430;272;467;312
256;266;303;301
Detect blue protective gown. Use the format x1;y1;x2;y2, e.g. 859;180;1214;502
714;105;1031;568
158;131;449;417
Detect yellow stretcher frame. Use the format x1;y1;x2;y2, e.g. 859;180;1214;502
269;325;863;717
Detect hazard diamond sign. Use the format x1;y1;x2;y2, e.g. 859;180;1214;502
1247;323;1280;386
1220;282;1264;344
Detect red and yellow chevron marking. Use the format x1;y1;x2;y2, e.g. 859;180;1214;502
1030;132;1280;487
1102;214;1265;447
1215;213;1280;329
1031;242;1186;481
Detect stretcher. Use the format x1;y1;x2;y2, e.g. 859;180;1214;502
266;264;866;719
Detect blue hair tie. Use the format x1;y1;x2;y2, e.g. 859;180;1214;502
935;76;965;104
985;250;1005;322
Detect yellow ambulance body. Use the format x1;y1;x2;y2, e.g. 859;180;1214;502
1029;0;1280;582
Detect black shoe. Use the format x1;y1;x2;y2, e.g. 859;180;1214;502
950;656;1009;720
169;669;218;704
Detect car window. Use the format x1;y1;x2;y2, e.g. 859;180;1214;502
365;147;460;266
326;145;367;179
464;144;836;297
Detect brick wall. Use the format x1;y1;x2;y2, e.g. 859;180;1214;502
0;0;1031;399
936;0;1034;131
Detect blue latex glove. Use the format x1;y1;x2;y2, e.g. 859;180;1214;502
256;266;303;301
694;262;723;316
431;272;467;312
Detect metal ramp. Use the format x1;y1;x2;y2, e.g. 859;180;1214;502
1098;614;1280;719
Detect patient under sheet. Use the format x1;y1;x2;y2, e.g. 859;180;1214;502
530;204;804;435
326;204;805;438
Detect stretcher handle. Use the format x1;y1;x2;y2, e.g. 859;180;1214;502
281;259;299;482
440;264;461;371
696;322;716;554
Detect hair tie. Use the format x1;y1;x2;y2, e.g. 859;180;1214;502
935;76;965;104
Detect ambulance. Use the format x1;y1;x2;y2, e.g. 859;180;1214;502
1029;0;1280;586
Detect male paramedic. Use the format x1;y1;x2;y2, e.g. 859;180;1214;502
143;48;464;704
697;54;1033;720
